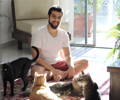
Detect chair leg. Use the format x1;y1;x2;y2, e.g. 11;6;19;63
18;41;23;50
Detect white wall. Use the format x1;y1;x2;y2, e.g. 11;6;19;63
0;0;74;45
59;0;74;36
0;0;13;45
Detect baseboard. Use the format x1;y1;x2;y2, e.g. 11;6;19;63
0;40;31;50
0;40;16;48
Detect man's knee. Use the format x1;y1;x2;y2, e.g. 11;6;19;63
82;59;88;68
75;59;88;66
74;59;88;72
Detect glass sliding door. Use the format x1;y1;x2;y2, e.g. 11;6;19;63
96;0;118;48
71;0;96;47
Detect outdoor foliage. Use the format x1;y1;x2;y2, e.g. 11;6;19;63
113;0;120;16
74;0;103;14
108;23;120;59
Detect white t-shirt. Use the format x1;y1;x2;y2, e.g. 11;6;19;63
31;25;70;64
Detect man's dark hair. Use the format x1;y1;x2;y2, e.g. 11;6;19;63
48;6;63;16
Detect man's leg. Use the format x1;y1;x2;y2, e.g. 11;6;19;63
67;59;88;78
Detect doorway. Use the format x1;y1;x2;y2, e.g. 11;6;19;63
95;0;118;48
71;0;118;48
71;0;96;47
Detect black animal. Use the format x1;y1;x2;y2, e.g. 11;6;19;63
1;46;39;96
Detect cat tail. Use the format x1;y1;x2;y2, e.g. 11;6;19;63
31;46;39;63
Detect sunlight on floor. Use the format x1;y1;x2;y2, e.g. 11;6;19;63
73;48;111;100
0;44;111;100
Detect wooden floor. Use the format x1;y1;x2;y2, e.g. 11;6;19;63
71;47;110;100
0;43;111;100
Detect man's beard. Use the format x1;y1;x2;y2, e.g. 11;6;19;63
48;21;59;29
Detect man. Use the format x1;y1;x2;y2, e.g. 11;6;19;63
31;6;88;81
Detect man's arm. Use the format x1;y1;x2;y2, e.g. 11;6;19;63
62;47;74;67
62;47;75;78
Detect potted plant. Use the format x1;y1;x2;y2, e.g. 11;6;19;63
74;0;103;38
74;0;92;37
107;23;120;60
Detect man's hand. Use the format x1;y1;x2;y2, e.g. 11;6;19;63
52;69;67;81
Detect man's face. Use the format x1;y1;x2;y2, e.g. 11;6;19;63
48;11;63;29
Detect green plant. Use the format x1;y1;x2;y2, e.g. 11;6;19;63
113;0;120;16
107;23;120;59
74;0;85;14
74;0;103;14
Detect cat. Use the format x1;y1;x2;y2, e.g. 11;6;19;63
50;73;101;100
72;73;101;100
29;72;62;100
1;46;39;96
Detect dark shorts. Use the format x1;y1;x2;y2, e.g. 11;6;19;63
52;61;69;71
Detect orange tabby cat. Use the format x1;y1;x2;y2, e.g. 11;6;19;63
29;72;62;100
